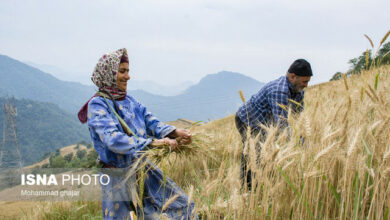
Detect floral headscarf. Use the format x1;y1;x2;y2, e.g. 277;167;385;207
78;48;128;123
91;48;128;99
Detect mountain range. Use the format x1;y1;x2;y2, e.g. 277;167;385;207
25;61;194;96
0;54;264;122
0;55;94;114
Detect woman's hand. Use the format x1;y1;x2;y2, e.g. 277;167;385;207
164;138;179;151
151;138;178;151
173;129;192;145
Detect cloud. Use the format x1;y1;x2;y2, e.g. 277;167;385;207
0;0;389;85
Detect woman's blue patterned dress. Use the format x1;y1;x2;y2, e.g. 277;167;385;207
87;95;197;220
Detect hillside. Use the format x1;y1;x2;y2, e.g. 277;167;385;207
0;55;264;121
24;143;91;169
176;65;390;219
0;97;89;165
0;55;95;114
3;65;390;219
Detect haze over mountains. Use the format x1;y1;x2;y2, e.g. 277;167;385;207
0;54;264;121
0;55;94;114
130;71;264;121
25;61;194;96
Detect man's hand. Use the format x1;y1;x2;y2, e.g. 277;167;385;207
173;129;192;145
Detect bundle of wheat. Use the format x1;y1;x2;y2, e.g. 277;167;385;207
144;134;209;164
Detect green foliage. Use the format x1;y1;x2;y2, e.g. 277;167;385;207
76;149;87;159
50;155;66;168
86;150;98;162
67;157;81;168
64;152;73;162
330;72;343;81
44;149;98;169
377;42;390;65
0;97;90;165
330;41;390;81
81;151;99;168
348;49;373;73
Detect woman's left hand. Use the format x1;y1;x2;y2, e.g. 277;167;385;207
173;129;192;145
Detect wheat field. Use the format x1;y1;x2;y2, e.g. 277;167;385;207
19;65;390;219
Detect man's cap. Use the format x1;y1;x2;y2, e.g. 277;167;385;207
288;59;313;76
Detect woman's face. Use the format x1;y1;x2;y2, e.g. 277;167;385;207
116;62;130;91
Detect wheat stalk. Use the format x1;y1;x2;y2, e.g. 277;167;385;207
313;142;337;162
365;34;374;49
380;30;390;47
145;134;209;164
162;194;179;211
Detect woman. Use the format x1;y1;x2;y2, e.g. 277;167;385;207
78;48;197;219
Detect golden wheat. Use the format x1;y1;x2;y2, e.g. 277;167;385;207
22;60;390;219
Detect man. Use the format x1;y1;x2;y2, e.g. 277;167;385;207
235;59;312;188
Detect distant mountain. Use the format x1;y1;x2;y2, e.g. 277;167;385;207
128;80;193;96
129;71;264;121
0;55;95;115
0;54;264;121
24;61;75;83
0;97;89;165
25;60;193;96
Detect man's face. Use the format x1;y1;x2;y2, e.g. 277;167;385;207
116;62;130;91
290;74;311;93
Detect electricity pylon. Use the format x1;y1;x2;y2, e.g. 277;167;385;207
0;98;23;189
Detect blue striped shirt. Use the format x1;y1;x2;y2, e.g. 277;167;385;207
237;76;304;129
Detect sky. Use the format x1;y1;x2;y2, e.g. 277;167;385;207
1;0;389;86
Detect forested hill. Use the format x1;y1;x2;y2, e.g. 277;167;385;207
0;97;89;165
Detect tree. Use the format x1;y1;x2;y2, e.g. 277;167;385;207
330;72;343;81
55;149;61;156
67;157;81;168
50;156;66;168
76;149;87;159
330;41;390;81
64;152;73;162
377;41;390;65
348;50;372;74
